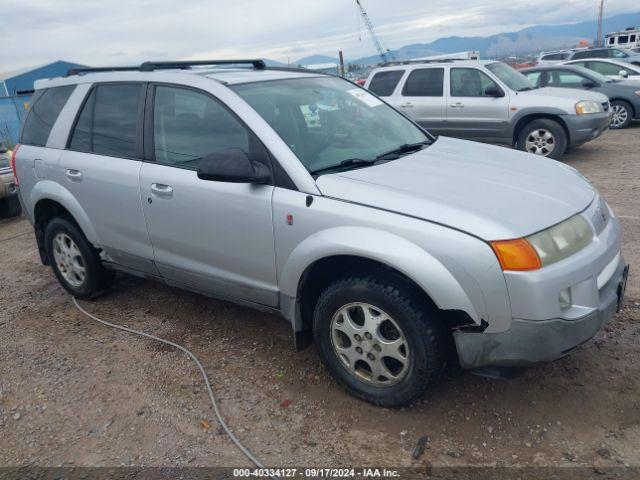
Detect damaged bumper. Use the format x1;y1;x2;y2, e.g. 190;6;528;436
454;257;628;370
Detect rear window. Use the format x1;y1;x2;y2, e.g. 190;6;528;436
69;83;142;158
20;85;75;147
368;70;404;96
402;68;444;96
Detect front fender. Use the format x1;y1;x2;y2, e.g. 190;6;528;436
30;179;101;245
280;226;481;323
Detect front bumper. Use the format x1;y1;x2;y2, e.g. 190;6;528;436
454;256;627;369
562;111;612;146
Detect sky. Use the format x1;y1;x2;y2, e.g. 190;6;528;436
0;0;638;69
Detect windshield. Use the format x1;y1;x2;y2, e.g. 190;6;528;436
486;62;534;91
231;77;430;174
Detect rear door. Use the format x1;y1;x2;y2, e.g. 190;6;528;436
446;67;509;141
139;84;278;306
58;83;156;275
394;67;447;133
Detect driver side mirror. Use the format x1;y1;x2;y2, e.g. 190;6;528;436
197;148;271;184
582;79;597;88
484;86;505;97
618;69;629;78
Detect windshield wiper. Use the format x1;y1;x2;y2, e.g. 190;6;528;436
309;158;377;176
375;141;430;159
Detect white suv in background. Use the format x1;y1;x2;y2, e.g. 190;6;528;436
365;60;612;159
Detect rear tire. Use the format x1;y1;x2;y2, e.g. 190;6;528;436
610;100;633;129
517;119;567;159
44;217;114;299
312;275;448;407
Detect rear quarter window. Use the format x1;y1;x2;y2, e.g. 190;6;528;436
20;85;75;147
368;70;404;96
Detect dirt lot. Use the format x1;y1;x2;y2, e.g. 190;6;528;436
1;125;639;475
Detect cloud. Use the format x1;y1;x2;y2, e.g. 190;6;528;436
0;0;637;69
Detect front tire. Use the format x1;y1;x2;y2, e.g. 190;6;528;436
517;119;567;159
313;275;448;407
610;100;633;129
44;217;114;299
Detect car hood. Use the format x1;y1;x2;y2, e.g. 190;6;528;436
519;86;608;102
316;137;595;240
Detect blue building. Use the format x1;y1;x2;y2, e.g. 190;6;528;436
0;60;84;147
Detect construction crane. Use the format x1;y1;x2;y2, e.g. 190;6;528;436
354;0;394;63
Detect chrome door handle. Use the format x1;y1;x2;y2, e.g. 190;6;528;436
450;102;464;108
65;169;83;181
150;183;173;197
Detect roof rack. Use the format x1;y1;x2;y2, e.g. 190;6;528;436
66;59;266;76
380;58;474;66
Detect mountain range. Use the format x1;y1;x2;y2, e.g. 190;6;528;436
276;11;640;67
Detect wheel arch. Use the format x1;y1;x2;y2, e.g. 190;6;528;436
609;98;636;118
278;227;481;348
512;112;570;147
30;181;100;264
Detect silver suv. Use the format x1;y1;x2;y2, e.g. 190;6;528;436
14;60;628;406
365;60;612;159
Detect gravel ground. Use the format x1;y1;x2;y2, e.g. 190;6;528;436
0;124;639;474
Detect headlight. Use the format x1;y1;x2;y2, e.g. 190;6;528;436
491;215;593;271
527;215;593;267
575;100;603;114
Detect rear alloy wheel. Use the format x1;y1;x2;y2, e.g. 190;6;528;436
610;100;632;129
45;217;114;298
517;119;567;159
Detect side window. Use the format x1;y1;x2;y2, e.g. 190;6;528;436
547;71;585;88
153;86;250;169
570;61;588;69
402;68;444;97
572;51;589;59
608;37;615;45
368;70;404;96
21;86;75;147
69;84;142;158
590;61;622;76
450;68;500;97
611;49;628;58
524;71;542;87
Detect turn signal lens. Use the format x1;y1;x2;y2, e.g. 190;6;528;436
490;238;542;271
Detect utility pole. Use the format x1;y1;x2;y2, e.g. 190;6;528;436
338;50;345;77
596;0;605;47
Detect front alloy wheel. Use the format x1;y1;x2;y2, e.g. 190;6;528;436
610;102;630;129
331;302;410;386
525;129;556;157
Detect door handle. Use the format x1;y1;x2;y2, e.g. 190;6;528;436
400;102;414;108
65;169;83;181
450;102;464;108
150;183;174;197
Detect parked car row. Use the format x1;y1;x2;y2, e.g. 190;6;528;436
521;64;640;129
535;47;640;67
365;59;613;158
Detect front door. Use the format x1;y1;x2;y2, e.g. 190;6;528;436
140;84;278;306
446;67;510;141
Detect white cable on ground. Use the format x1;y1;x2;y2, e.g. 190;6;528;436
72;296;278;478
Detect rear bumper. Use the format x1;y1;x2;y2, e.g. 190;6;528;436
562;111;612;146
454;256;627;369
0;171;18;199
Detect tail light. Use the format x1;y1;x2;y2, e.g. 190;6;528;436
10;143;20;186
